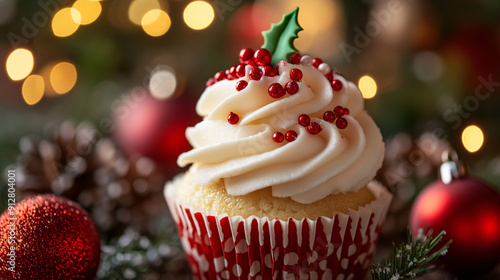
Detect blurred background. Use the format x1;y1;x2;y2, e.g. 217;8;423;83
1;0;500;279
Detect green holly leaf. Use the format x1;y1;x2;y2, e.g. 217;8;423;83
261;7;303;65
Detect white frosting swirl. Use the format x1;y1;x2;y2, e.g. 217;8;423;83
178;61;384;204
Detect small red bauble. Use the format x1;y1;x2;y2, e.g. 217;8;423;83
331;79;343;91
325;71;333;82
236;64;246;77
307;122;322;134
323;110;336;122
263;65;277;77
239;48;254;63
334;106;345;117
249;67;263;80
344;108;350;115
253;48;272;66
236;80;248;91
0;195;101;280
289;68;303;81
336;117;348;129
312;58;323;68
285;130;298;142
285;81;299;95
268;83;285;98
289;53;301;64
298;114;311;126
214;71;227;82
206;78;215;87
227;112;239;124
273;132;284;143
229;66;237;78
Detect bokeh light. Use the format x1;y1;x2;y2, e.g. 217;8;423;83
52;8;81;37
141;9;171;37
462;125;484;153
72;0;102;25
128;0;161;25
183;1;214;30
358;75;378;99
22;75;44;105
6;48;34;81
149;68;177;99
50;62;77;94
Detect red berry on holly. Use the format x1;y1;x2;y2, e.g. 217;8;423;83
268;83;285;98
236;63;246;77
263;65;277;77
334;106;345;117
298;114;310;126
323;110;335;122
236;80;248;91
289;68;303;81
312;58;323;68
307;122;322;134
254;48;272;66
249;67;263;80
285;81;299;95
273;132;284;143
336;117;348;129
215;71;227;82
227;112;239;124
285;130;298;142
239;48;254;63
331;79;343;91
206;78;215;87
289;53;301;64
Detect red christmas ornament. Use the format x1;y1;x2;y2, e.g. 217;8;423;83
409;151;500;274
0;195;101;280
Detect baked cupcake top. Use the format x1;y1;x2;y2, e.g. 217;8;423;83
178;8;384;204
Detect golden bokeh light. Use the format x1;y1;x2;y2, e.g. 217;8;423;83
358;75;377;99
72;0;102;25
128;0;161;25
22;75;45;105
462;125;484;153
52;8;81;37
6;48;34;81
50;62;77;94
141;9;171;37
183;1;214;30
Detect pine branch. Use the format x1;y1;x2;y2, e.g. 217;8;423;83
371;228;452;280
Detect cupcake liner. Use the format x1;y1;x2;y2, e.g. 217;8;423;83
165;178;392;280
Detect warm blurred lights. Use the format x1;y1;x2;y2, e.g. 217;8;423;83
128;0;161;25
462;125;484;153
183;1;214;30
22;75;44;105
72;0;102;25
149;68;176;99
358;75;377;99
6;48;34;81
52;8;81;37
50;62;77;94
141;9;171;37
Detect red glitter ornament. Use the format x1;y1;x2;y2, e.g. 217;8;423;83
323;110;336;122
263;65;277;77
298;114;311;126
227;112;239;124
285;130;298;142
289;53;301;64
331;79;343;91
336;117;348;129
268;83;285;98
312;58;323;68
307;122;322;134
0;195;101;280
239;48;254;63
289;68;303;81
236;80;248;91
253;48;272;66
214;71;227;82
249;67;263;80
334;106;345;117
285;81;299;95
236;64;246;77
273;132;284;143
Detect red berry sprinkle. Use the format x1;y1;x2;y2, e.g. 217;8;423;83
206;78;215;87
312;58;323;68
239;48;254;63
298;114;311;126
268;83;285;98
273;132;284;143
263;65;277;77
331;79;343;91
289;68;303;81
285;81;299;95
344;108;350;115
334;106;345;117
236;64;246;77
236;80;248;91
325;71;333;82
214;71;226;82
323;110;336;122
285;130;298;142
336;117;348;129
254;48;272;66
307;122;322;135
289;53;301;64
249;67;263;80
228;112;239;124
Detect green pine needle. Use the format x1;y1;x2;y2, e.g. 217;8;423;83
371;229;452;280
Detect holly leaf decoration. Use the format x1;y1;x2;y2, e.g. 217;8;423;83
261;7;303;65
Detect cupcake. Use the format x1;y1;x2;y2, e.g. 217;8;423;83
165;8;392;280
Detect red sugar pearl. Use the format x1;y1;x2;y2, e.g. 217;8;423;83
229;66;237;78
268;83;285;98
334;106;345;117
236;80;248;91
225;69;234;80
289;68;303;81
273;132;284;143
298;114;310;126
206;78;215;87
285;81;299;95
307;122;322;135
285;130;298;142
214;71;226;82
239;48;254;63
263;65;277;77
336;117;348;129
325;71;333;82
323;110;335;122
236;64;246;77
254;48;272;66
312;58;323;68
331;79;343;91
227;112;239;124
249;67;263;80
344;108;350;115
289;53;301;64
